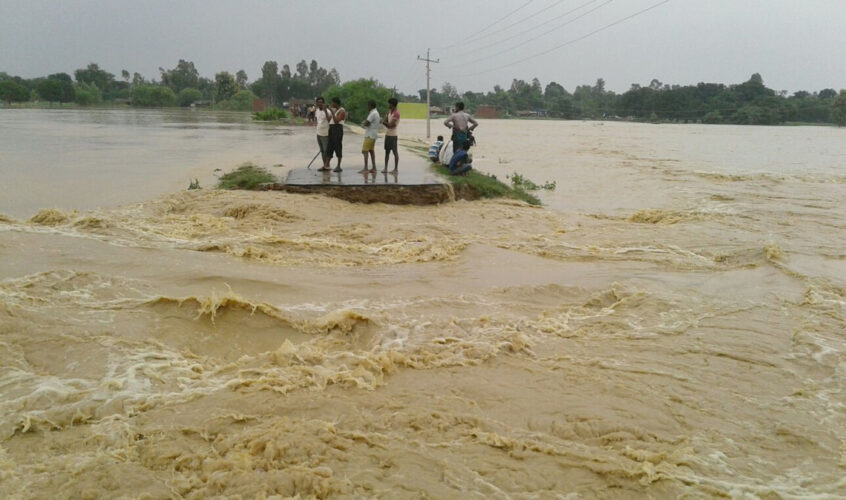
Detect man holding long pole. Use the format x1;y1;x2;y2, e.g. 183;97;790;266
313;96;332;171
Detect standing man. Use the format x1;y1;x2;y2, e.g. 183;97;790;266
443;101;478;153
314;96;332;171
382;97;400;173
326;97;346;172
360;100;380;173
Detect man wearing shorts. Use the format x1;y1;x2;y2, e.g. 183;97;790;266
326;97;346;172
382;97;400;173
314;96;332;171
360;100;380;173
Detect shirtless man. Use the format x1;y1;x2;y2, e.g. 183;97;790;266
443;101;478;153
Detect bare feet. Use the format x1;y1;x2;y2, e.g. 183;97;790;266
333;166;342;172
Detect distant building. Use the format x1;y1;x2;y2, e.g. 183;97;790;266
475;105;500;119
516;109;548;118
253;98;268;112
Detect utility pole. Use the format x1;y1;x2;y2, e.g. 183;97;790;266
417;48;439;139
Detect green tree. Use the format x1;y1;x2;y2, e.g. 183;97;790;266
832;90;846;126
441;82;460;104
217;89;256;111
702;111;722;124
544;81;568;100
819;88;837;100
131;84;176;107
324;78;392;123
74;63;114;91
306;59;340;96
236;70;248;89
254;60;281;105
214;71;237;102
160;60;200;92
0;80;30;104
36;73;74;103
73;82;102;105
177;88;203;107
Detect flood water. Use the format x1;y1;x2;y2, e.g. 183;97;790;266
1;109;844;498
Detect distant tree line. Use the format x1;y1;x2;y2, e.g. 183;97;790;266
0;58;341;112
2;63;845;126
416;73;846;126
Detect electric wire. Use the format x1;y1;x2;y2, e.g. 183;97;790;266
459;0;571;46
447;0;607;67
393;58;424;94
439;0;535;50
456;0;673;77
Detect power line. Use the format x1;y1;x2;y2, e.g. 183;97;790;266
448;0;606;66
438;0;535;50
460;0;571;46
457;0;673;77
393;58;424;93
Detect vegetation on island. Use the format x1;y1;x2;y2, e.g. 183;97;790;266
433;165;541;205
402;142;542;205
2;57;844;126
508;173;556;192
217;164;277;190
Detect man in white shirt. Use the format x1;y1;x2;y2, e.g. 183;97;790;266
360;100;380;173
314;96;332;171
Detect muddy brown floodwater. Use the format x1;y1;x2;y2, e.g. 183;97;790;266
1;109;844;498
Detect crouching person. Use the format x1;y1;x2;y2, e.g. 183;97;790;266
448;140;473;175
428;135;444;162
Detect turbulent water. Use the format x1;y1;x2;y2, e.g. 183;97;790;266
1;109;844;499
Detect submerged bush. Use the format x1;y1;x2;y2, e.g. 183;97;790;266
252;107;289;121
509;172;556;191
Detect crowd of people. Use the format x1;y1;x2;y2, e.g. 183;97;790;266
311;97;478;176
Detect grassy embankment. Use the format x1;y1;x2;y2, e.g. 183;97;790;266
401;140;541;206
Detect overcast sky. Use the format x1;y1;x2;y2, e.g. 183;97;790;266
2;0;844;95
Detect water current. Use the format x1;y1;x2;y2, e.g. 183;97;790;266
0;109;844;498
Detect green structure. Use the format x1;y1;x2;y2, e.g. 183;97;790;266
397;102;428;119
